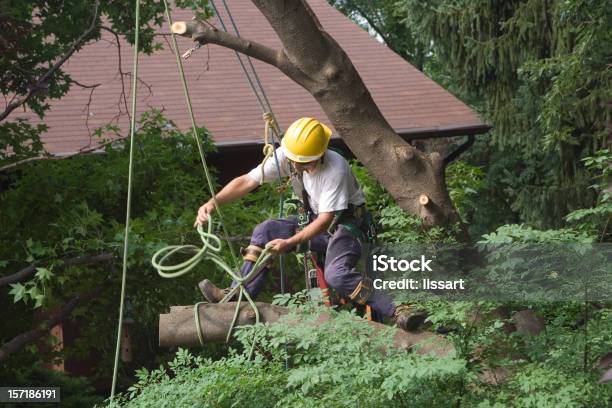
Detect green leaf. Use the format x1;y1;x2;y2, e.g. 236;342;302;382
33;294;45;308
8;283;26;303
35;267;53;281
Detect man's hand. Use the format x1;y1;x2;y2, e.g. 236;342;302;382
266;238;294;255
194;201;216;226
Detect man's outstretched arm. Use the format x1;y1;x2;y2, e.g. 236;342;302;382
195;174;259;225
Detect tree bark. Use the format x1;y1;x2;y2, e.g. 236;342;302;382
159;303;453;357
172;0;464;230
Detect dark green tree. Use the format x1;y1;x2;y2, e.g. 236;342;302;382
397;0;612;227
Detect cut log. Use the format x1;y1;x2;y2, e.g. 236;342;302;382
159;302;453;357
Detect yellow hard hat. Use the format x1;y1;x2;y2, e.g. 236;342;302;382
281;117;332;163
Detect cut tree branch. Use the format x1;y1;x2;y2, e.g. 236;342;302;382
0;253;114;288
0;0;100;123
171;21;313;89
173;21;278;67
0;284;106;363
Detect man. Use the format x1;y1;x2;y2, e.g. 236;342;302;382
195;117;425;331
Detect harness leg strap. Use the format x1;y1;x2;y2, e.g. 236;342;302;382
240;245;264;263
348;277;373;305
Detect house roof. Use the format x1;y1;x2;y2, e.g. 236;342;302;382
12;0;488;155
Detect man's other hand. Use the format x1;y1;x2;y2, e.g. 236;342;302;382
194;201;215;226
266;239;293;255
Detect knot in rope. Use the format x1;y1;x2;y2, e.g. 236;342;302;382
260;111;280;184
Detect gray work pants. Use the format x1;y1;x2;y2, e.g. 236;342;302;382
233;217;396;317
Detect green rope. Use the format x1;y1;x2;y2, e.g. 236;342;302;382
110;0;140;399
162;0;239;270
152;215;273;343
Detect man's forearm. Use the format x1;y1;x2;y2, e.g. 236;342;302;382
209;175;258;206
287;213;334;246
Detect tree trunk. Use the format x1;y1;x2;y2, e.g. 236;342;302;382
172;0;463;230
159;303;453;357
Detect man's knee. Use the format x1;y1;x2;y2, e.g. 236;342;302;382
251;219;282;244
323;266;345;290
324;265;373;304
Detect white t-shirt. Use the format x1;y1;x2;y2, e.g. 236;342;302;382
247;147;365;214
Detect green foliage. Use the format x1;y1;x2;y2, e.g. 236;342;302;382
399;0;612;227
0;0;212;164
107;305;468;408
446;161;486;220
352;160;484;242
478;364;608;407
480;224;594;244
106;298;612;407
565;149;612;239
0;120;47;166
1;0;165;118
327;0;431;70
271;288;311;307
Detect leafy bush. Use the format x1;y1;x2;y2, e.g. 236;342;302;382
105;305;467;408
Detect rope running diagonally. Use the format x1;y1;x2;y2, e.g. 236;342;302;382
210;0;291;370
159;0;277;351
110;0;140;400
151;215;273;343
163;2;240;270
209;0;288;293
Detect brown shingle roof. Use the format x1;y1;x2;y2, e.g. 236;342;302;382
12;0;488;155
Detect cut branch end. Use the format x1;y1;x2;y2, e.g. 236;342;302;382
419;194;430;207
171;22;187;35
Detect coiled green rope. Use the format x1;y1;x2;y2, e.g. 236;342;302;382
152;215;274;343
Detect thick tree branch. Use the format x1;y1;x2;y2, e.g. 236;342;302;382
172;20;313;88
0;284;106;363
178;1;466;231
0;253;114;288
250;0;331;74
0;1;100;123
